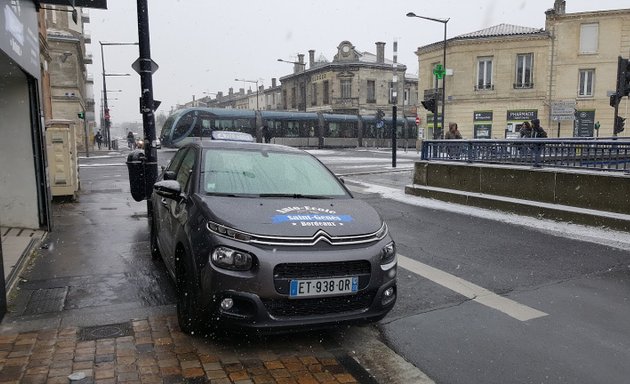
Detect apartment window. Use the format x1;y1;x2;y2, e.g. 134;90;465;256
282;89;287;109
323;81;330;104
340;79;352;98
291;87;296;108
476;57;493;90
367;80;376;103
311;83;317;106
579;23;598;54
515;53;533;88
404;88;410;106
578;69;595;97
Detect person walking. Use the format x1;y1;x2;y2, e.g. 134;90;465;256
530;118;548;138
127;131;135;149
262;125;272;143
95;130;103;149
519;121;533;138
444;122;463;139
444;122;463;159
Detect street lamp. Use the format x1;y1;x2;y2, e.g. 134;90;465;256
234;78;260;111
277;58;306;71
406;12;449;138
100;41;138;149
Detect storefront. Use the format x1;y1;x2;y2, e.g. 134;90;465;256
506;109;538;138
473;111;493;139
426;113;443;139
0;0;51;230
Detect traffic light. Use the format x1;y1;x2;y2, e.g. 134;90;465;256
77;111;85;119
421;98;437;114
375;109;385;121
614;116;625;134
615;56;630;98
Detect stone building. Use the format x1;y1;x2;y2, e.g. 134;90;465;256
192;41;419;121
413;0;630;139
45;5;94;150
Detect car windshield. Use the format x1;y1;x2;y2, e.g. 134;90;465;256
202;148;349;197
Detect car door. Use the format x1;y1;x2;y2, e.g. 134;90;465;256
163;147;197;271
155;147;188;265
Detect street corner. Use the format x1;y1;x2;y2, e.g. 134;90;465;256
0;314;371;384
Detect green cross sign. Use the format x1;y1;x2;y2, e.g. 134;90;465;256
433;64;446;79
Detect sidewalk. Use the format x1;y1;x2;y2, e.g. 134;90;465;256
0;154;375;384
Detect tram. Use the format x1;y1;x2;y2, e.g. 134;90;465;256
159;107;418;149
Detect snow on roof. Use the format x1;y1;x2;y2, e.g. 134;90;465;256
456;23;545;39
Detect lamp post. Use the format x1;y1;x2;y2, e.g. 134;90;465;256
234;78;260;111
99;41;138;149
406;12;449;138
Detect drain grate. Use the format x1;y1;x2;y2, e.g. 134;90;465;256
78;321;133;341
23;287;68;315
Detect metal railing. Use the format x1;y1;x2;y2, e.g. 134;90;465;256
421;138;630;172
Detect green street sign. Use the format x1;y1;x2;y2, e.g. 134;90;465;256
433;64;446;79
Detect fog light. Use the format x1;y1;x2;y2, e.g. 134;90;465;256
382;287;396;306
220;298;234;310
388;268;397;279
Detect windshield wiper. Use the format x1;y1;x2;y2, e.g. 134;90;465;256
258;193;332;199
206;192;253;198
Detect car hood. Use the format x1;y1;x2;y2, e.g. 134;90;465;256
194;195;384;237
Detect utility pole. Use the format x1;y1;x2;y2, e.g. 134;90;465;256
391;41;398;168
137;0;158;219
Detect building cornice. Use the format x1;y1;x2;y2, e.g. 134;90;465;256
416;32;550;55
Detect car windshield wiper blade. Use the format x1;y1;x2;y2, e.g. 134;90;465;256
206;192;253;197
258;193;332;199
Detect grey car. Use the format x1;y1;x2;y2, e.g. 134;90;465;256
151;139;397;334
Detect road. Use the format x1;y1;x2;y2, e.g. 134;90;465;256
21;147;630;384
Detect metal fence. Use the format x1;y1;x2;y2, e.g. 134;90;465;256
421;137;630;172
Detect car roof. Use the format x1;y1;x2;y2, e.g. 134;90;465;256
185;139;307;154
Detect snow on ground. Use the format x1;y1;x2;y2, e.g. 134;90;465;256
347;180;630;252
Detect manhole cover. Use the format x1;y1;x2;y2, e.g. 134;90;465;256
23;287;68;315
78;321;133;341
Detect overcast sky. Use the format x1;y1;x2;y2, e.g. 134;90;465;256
86;0;630;126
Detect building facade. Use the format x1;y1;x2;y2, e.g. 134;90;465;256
185;41;419;122
414;0;630;139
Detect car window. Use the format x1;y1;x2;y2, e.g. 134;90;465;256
176;148;196;193
202;148;348;197
166;147;188;173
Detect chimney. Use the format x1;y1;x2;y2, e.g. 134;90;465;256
554;0;566;15
217;91;223;98
297;54;305;73
272;78;277;87
309;50;315;68
376;42;385;64
240;88;245;95
229;87;233;95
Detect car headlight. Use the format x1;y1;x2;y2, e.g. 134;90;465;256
380;242;396;265
211;246;254;271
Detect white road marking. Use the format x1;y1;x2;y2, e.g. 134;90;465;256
397;254;548;321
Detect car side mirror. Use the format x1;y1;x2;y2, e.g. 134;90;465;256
154;180;182;201
163;170;177;180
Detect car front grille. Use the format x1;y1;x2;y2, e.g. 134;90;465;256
262;291;376;317
273;260;372;295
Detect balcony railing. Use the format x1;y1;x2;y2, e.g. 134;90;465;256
474;84;494;91
513;82;534;89
331;97;359;109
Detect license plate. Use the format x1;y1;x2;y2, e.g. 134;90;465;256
289;277;358;297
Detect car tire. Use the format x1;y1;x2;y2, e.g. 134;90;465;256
175;249;204;335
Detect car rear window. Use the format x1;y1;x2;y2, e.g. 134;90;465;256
202;149;349;197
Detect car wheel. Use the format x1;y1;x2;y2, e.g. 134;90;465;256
149;218;161;260
175;249;204;335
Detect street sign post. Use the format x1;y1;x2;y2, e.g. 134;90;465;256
551;100;577;121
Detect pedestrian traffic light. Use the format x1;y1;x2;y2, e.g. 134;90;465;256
615;56;630;98
375;109;385;121
421;98;437;114
614;116;625;134
77;111;85;119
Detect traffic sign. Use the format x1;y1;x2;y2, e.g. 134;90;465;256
415;116;421;125
551;99;576;121
131;58;159;75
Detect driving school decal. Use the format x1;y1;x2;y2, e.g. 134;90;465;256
272;206;353;227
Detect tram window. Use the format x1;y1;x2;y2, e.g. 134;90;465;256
173;113;195;139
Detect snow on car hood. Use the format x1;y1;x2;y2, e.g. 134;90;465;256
195;195;384;237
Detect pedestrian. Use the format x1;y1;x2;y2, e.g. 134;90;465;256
444;122;463;159
530;118;548;138
519;121;533;138
262;125;272;143
127;131;135;149
95;130;103;149
445;122;462;139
